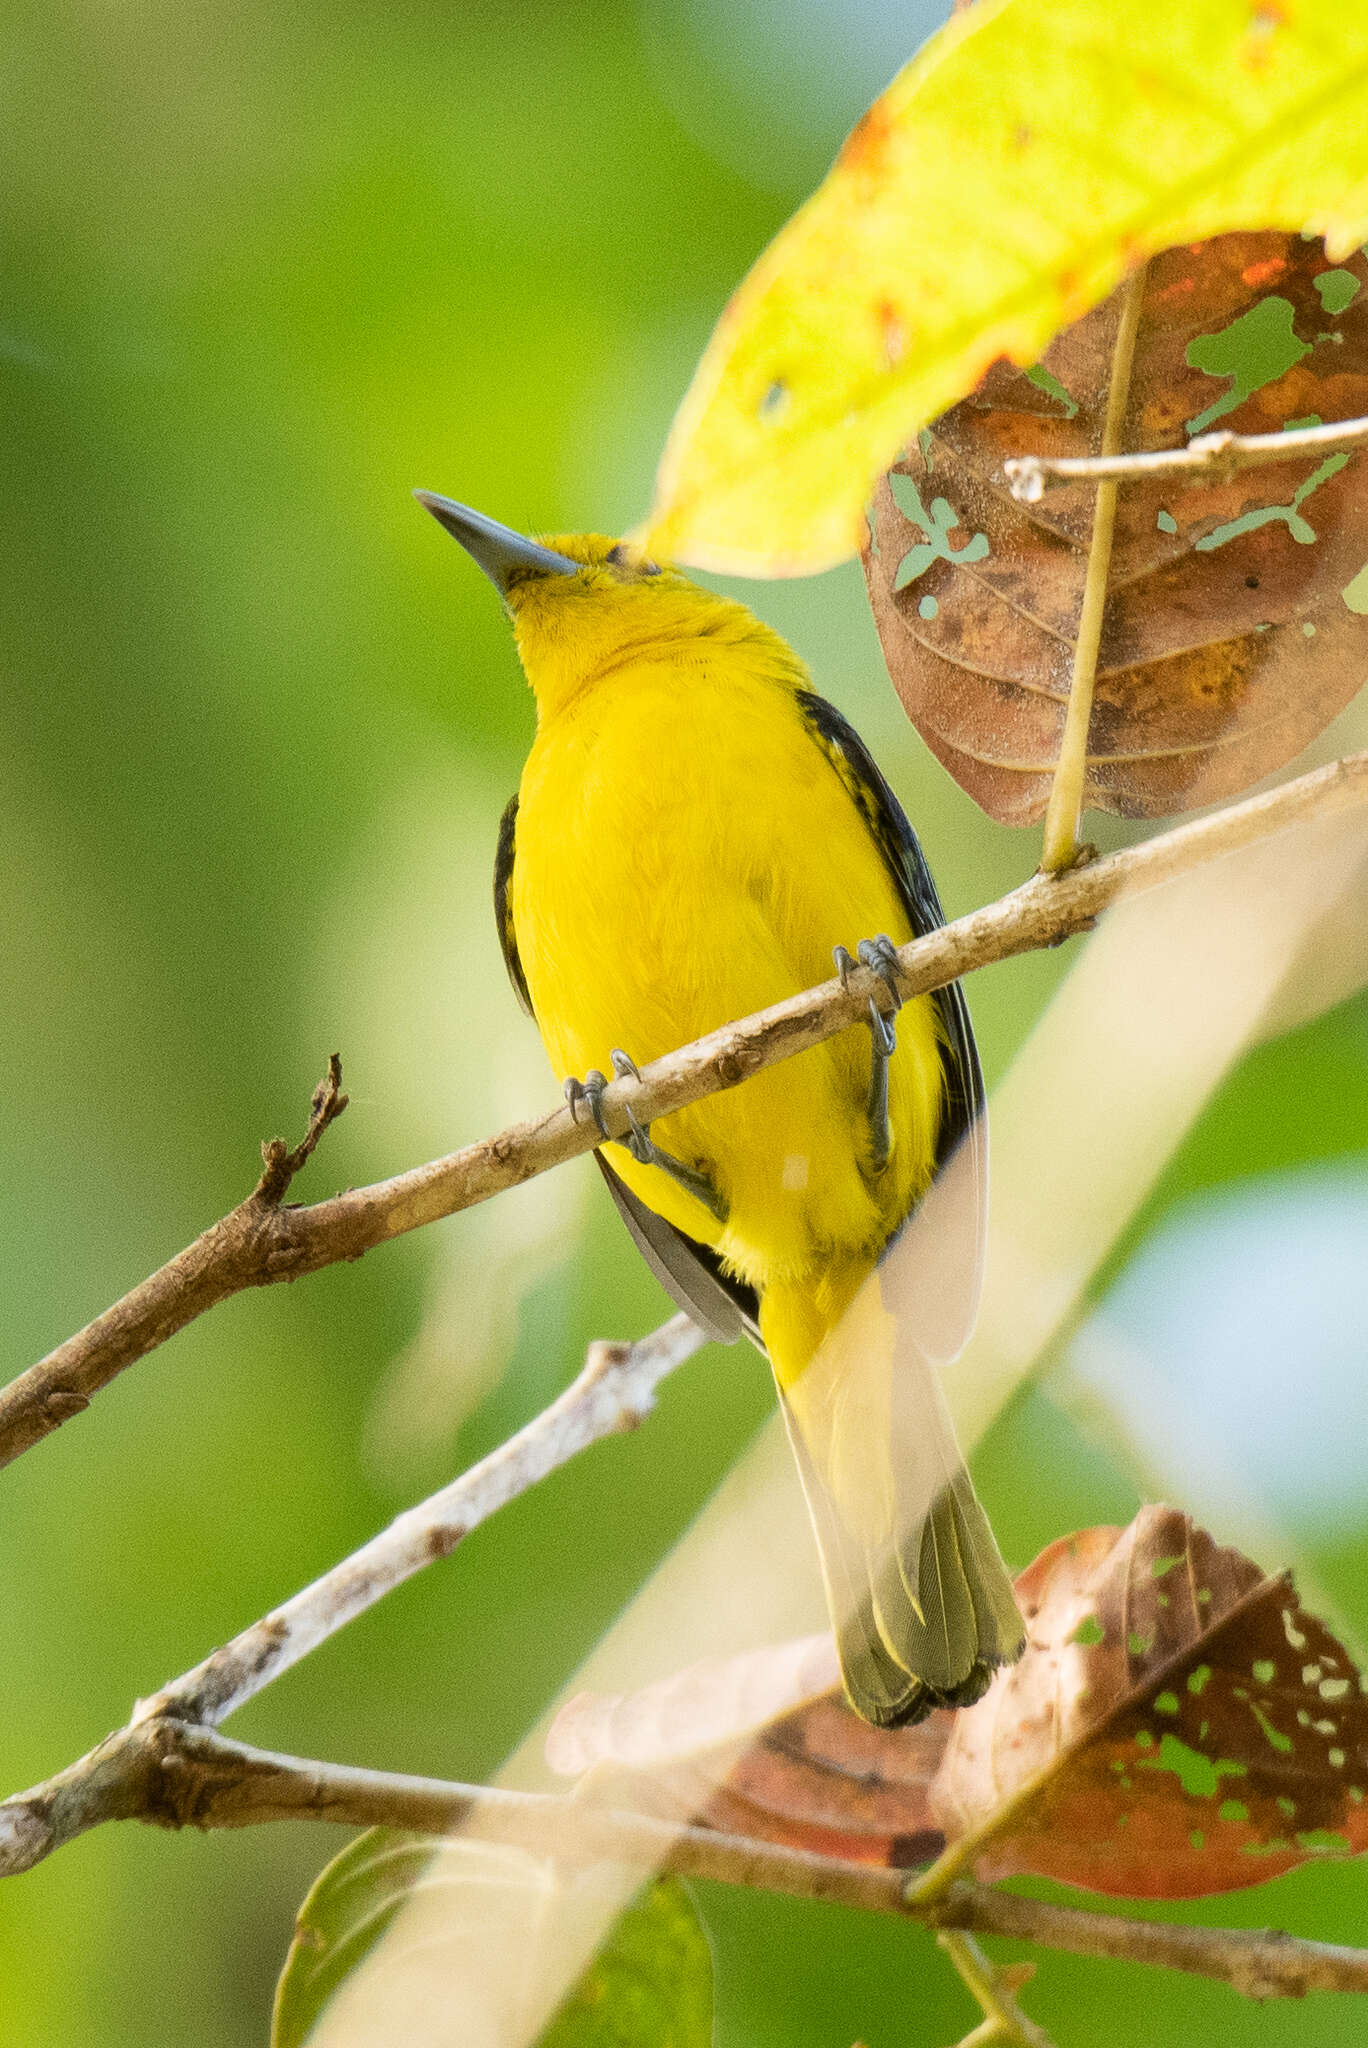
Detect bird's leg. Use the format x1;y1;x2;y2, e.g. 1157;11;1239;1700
565;1049;728;1223
834;935;903;1177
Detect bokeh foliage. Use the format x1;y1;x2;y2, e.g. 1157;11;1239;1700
2;1;1365;2043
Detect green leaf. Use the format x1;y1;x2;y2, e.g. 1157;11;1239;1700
271;1830;437;2048
272;1829;712;2048
539;1876;714;2048
644;0;1368;575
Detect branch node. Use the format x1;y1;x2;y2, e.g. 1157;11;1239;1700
424;1523;465;1562
584;1335;659;1428
715;1045;764;1089
42;1389;89;1421
584;1339;633;1381
1038;841;1099;882
937;1928;1058;2048
254;1055;349;1207
1230;1929;1296;2003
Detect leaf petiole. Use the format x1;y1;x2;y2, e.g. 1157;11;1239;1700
1039;264;1147;874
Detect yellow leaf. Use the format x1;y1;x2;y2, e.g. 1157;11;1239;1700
643;0;1368;577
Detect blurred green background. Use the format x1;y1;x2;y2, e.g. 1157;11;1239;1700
3;1;1367;2042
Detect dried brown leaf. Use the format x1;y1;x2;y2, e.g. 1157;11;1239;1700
863;234;1368;823
934;1506;1368;1896
549;1509;1368;1897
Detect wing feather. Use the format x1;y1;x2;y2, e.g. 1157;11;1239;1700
794;689;986;1357
493;793;533;1018
595;1155;760;1347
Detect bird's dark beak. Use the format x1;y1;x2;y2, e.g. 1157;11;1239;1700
413;492;579;593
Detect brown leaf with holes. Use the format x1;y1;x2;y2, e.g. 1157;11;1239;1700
863;233;1368;824
548;1508;1368;1897
934;1506;1368;1896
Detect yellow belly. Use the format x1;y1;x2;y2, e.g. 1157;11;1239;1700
511;654;944;1301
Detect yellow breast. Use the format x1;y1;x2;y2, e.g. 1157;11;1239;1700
511;647;944;1294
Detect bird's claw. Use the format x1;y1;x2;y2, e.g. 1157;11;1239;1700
857;935;903;1009
564;1068;611;1140
834;935;902;1052
609;1050;659;1170
566;1047;727;1223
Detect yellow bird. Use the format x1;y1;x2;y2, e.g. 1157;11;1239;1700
417;494;1023;1727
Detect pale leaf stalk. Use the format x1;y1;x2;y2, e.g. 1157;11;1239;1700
906;1752;1062;1909
1005;411;1368;500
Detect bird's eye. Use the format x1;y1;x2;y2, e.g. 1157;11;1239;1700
606;543;661;576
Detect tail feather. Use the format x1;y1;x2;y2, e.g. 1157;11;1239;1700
950;1463;1029;1663
769;1261;1023;1730
903;1482;977;1694
780;1398;928;1725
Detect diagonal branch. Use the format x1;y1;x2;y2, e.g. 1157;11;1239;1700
3;747;1367;1472
0;1314;702;1868
4;1720;1367;2001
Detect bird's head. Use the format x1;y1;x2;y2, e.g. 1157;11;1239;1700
415;492;779;718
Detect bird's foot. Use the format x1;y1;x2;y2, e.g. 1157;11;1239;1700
565;1048;728;1223
834;936;903;1176
564;1066;612;1138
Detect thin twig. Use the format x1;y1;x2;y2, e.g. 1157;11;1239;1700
4;747;1368;1471
255;1054;349;1204
1005;412;1368;502
930;1882;1368;2002
4;1723;1366;2000
135;1315;704;1727
938;1932;1055;2048
0;1058;351;1460
1039;265;1146;874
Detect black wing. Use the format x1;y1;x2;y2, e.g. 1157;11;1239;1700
493;794;533;1017
494;789;760;1348
794;689;987;1358
792;689;985;1170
